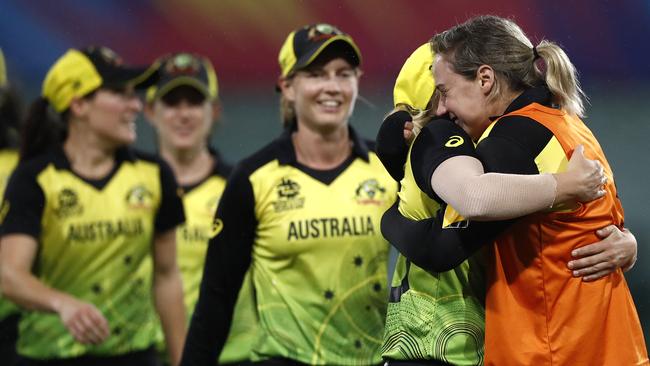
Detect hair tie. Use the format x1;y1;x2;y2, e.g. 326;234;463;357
532;46;540;61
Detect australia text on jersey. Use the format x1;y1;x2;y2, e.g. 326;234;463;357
287;215;375;241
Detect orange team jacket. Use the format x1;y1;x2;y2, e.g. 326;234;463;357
482;102;648;365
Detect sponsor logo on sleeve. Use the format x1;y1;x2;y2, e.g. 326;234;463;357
445;135;464;148
209;218;223;238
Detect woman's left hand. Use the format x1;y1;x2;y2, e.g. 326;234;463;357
567;225;637;281
403;121;415;144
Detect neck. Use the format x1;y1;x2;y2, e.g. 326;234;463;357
160;144;214;186
494;89;525;116
63;129;116;180
292;122;352;170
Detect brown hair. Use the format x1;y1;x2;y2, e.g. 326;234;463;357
430;15;587;116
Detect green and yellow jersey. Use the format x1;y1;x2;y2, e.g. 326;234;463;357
379;119;486;365
0;147;184;360
153;152;258;364
181;126;398;365
0;148;20;322
176;160;230;319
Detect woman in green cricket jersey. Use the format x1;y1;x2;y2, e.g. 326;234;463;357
0;46;187;366
375;42;638;366
0;47;24;366
144;52;257;365
181;23;398;365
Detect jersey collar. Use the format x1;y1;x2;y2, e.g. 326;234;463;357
50;146;134;190
51;145;134;170
208;147;232;178
490;84;553;121
276;123;370;165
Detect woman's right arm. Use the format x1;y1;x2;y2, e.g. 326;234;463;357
409;119;605;221
430;145;604;220
1;234;109;344
180;164;257;366
0;165;108;344
381;201;511;271
376;110;413;181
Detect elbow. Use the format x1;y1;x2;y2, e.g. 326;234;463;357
153;263;182;287
452;188;491;221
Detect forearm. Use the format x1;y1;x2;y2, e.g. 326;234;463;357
1;266;71;314
154;265;186;366
1;234;73;314
381;201;511;271
181;239;252;365
376;110;412;181
432;156;556;221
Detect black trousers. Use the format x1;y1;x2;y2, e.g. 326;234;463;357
223;359;383;366
0;314;19;366
222;359;305;366
385;359;454;366
16;347;160;366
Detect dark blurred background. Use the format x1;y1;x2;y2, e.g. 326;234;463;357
1;0;648;347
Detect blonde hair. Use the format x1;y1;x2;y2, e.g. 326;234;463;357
389;105;431;138
279;93;296;128
431;15;587;117
390;89;440;138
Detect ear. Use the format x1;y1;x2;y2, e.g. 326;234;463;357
68;97;89;119
278;76;295;102
477;65;495;95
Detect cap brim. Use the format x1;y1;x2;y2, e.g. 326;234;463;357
102;63;160;90
293;36;361;72
150;77;212;101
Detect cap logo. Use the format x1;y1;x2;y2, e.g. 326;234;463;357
93;46;123;66
165;53;200;76
308;23;342;42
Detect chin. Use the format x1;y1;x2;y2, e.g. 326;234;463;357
171;137;200;150
114;133;137;146
317;114;348;127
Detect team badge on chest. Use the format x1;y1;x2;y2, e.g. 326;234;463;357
54;188;83;218
355;179;387;205
272;177;305;212
125;185;154;209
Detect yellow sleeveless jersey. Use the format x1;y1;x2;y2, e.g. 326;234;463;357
152;154;258;364
0;147;184;360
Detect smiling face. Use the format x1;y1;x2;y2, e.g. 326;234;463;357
281;56;359;133
81;86;142;147
433;53;495;141
146;85;216;152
